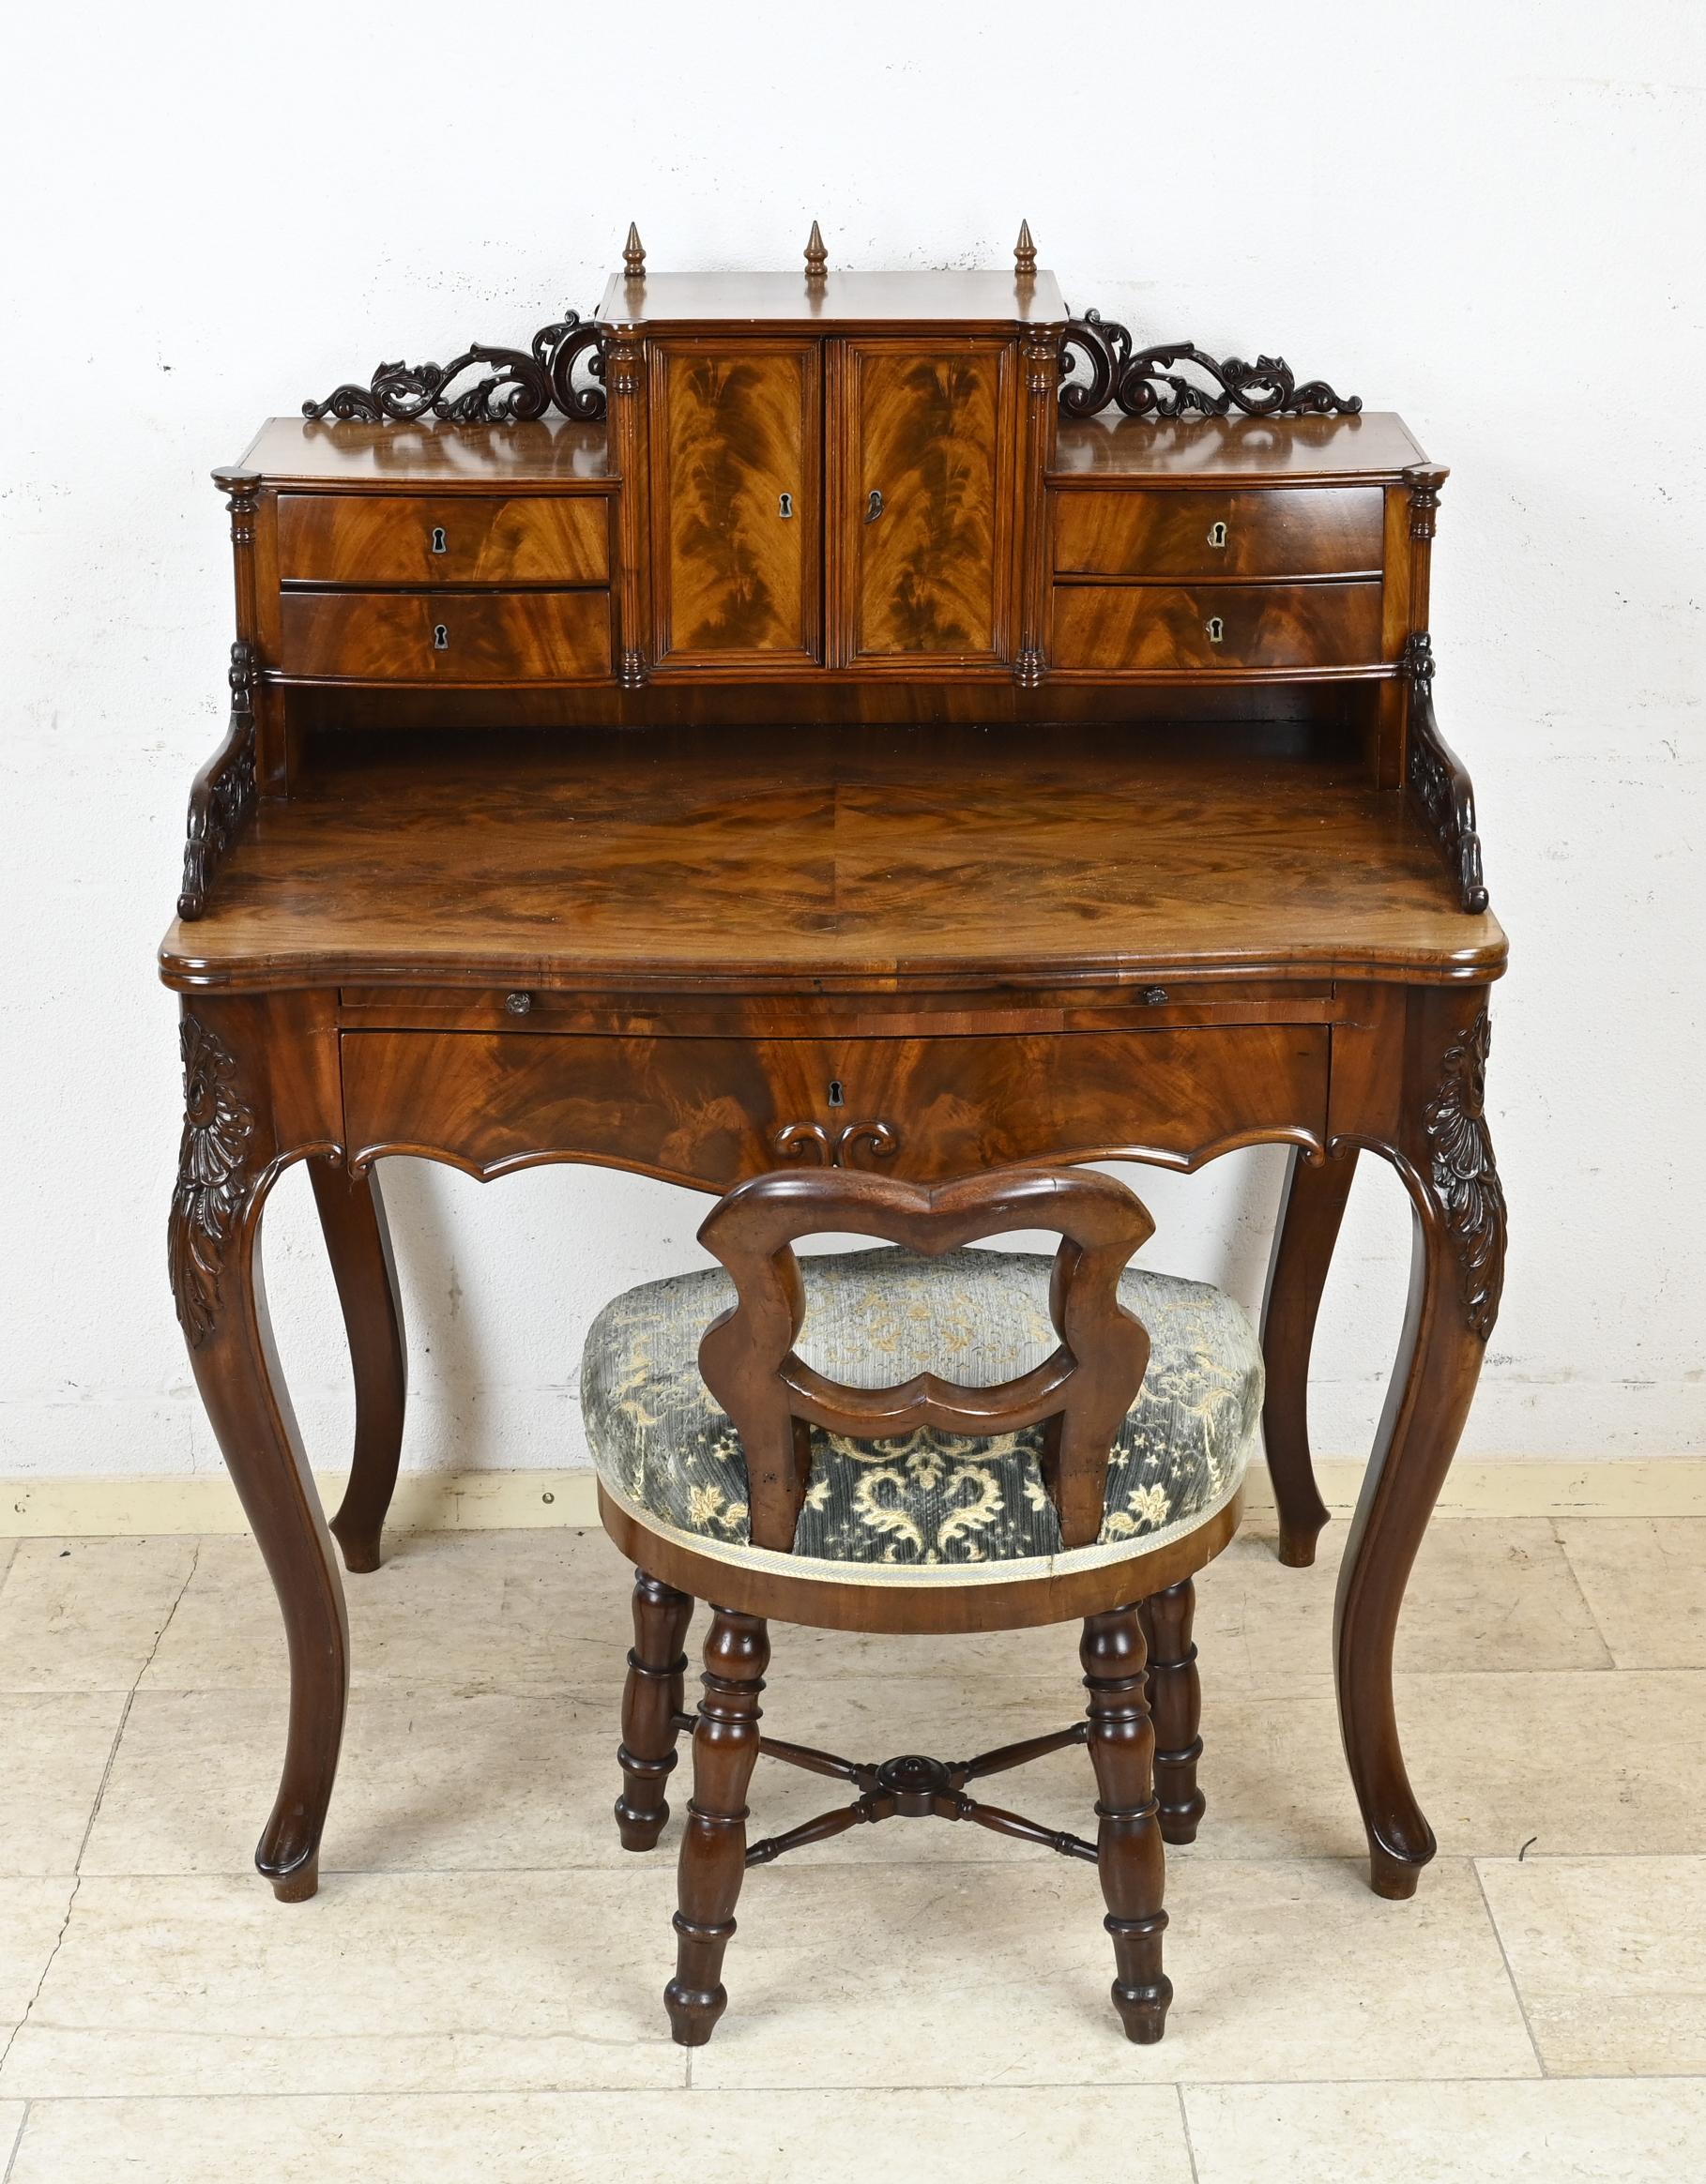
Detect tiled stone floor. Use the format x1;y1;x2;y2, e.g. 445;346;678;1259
1;1514;1703;2180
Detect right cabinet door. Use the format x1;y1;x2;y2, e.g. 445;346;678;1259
833;339;1013;669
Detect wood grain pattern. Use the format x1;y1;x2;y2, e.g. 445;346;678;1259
277;590;610;681
1050;582;1382;673
339;1024;1328;1187
600;265;1069;326
1054;488;1383;580
840;341;1011;664
277;493;608;586
159;729;1506;993
1050;412;1427;483
650;341;820;665
236;415;611;485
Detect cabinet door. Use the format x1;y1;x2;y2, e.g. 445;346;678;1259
648;340;820;669
834;339;1013;667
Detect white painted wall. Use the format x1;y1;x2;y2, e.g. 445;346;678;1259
3;0;1702;1488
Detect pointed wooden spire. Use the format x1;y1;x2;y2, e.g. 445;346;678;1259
623;222;646;281
804;220;828;279
1014;220;1037;277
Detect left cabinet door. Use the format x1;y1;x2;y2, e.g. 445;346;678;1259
648;340;822;670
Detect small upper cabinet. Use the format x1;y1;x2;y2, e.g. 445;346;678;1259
834;340;1013;669
648;340;821;668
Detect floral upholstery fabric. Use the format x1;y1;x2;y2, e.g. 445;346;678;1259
581;1247;1261;1576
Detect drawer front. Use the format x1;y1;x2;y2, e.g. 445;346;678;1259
1051;581;1382;673
1054;487;1383;580
342;1026;1329;1188
277;493;609;586
278;590;612;681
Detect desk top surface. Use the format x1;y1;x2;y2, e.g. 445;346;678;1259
160;728;1505;994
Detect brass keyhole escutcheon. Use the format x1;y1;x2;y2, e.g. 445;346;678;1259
779;492;793;519
1205;615;1225;645
431;525;449;554
1207;520;1227;549
433;623;449;650
865;489;884;523
828;1079;845;1107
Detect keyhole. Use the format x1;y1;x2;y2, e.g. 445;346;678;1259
779;493;793;519
865;489;884;523
1207;520;1227;549
828;1079;845;1108
433;623;449;650
1205;615;1225;645
431;525;448;554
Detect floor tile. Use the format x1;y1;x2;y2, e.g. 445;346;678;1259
0;2106;22;2177
141;1529;632;1696
1191;1670;1706;1863
8;2086;1195;2183
0;1540;14;1596
0;1694;126;1875
1193;1515;1613;1693
1186;2078;1706;2182
1478;1855;1706;2076
0;1877;77;2035
1555;1520;1706;1668
0;1871;686;2098
689;1857;1536;2088
0;1539;198;1692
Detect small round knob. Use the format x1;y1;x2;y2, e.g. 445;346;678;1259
1142;986;1169;1007
505;991;533;1016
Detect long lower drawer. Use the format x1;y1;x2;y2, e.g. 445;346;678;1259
278;589;612;681
1050;581;1382;672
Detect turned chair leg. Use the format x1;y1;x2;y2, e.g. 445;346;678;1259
1139;1579;1205;1844
665;1606;769;2046
1082;1604;1171;2043
616;1570;694;1851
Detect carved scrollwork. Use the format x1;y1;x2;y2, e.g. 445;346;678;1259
302;311;606;425
178;642;258;920
1059;310;1361;421
1403;633;1489;916
773;1121;899;1169
168;1016;257;1348
1424;1007;1506;1341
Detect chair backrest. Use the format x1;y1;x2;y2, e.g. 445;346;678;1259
696;1165;1154;1555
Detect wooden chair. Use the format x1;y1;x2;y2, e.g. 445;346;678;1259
583;1165;1259;2047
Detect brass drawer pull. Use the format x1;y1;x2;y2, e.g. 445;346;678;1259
1207;520;1227;549
1205;615;1225;645
504;991;533;1015
433;622;449;650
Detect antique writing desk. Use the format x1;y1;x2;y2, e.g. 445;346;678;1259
162;230;1507;1907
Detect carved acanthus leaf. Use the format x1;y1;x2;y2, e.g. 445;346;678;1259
302;311;606;425
178;642;258;920
1424;1007;1506;1341
1059;310;1361;421
168;1017;257;1347
1403;633;1489;916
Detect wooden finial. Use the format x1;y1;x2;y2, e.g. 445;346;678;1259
1014;220;1037;277
804;220;828;279
623;222;646;281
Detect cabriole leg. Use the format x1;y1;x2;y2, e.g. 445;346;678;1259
617;1570;694;1850
666;1607;769;2046
310;1160;407;1575
1260;1145;1358;1567
1082;1604;1170;2043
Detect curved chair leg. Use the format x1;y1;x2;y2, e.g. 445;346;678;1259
665;1607;769;2046
310;1160;407;1575
617;1570;694;1850
1260;1145;1358;1568
1082;1604;1170;2043
1140;1580;1204;1844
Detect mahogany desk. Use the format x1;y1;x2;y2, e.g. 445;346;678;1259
161;235;1507;1907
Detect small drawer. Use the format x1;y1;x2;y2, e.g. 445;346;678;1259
278;590;611;682
277;493;609;586
1051;581;1382;673
1054;487;1383;581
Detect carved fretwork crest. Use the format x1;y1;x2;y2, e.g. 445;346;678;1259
168;1016;256;1347
301;311;607;426
1424;1008;1506;1340
1059;311;1361;421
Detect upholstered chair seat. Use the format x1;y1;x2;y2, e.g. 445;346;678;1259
583;1245;1261;1583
